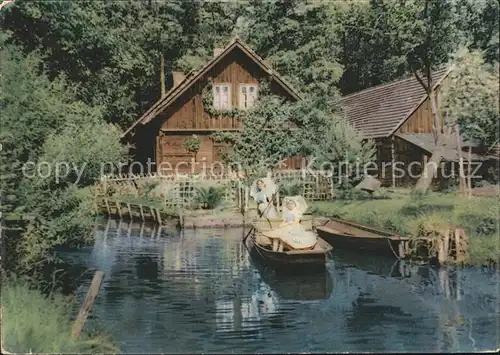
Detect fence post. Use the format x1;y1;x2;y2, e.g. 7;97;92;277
71;271;105;339
238;180;242;212
244;185;249;213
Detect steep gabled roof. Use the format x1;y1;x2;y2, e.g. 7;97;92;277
122;37;302;138
340;67;452;139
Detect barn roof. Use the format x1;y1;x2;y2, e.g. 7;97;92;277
341;67;452;139
122;37;302;138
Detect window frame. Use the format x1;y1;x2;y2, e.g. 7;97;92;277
238;83;259;110
212;83;232;110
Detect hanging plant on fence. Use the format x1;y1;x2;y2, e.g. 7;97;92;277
183;134;201;162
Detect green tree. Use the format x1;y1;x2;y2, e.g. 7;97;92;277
0;41;128;278
336;0;421;94
1;0;199;127
311;118;376;186
440;48;499;148
212;93;301;180
240;0;343;98
177;0;245;71
183;135;201;163
454;0;499;64
38;121;129;187
397;0;466;191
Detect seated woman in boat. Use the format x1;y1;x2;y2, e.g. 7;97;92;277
253;179;278;219
269;197;317;251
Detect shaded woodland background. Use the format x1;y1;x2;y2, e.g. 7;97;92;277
2;0;498;127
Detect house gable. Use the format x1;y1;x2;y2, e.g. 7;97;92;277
158;46;294;132
122;38;301;138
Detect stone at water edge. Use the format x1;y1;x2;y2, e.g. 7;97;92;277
354;175;381;193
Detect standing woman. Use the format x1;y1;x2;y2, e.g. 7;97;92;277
253;179;278;219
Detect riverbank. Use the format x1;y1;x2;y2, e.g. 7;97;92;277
1;282;118;354
311;191;499;267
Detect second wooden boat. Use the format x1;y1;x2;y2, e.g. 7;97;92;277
315;217;410;258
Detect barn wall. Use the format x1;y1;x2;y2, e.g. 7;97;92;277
393;136;426;186
396;86;445;135
373;136;429;187
397;98;433;134
374;137;394;186
155;131;304;174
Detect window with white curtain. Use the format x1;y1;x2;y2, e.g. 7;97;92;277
213;84;231;110
239;84;259;109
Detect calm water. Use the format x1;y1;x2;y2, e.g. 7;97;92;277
61;219;499;353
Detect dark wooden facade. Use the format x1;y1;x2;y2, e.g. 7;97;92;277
373;97;492;187
125;39;303;173
373;97;435;186
342;68;496;187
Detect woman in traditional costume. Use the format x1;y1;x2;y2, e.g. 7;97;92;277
272;196;317;251
250;178;278;219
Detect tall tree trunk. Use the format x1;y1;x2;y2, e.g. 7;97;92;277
467;146;472;198
454;124;466;195
160;53;166;98
415;89;445;191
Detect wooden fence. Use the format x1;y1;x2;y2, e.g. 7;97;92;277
96;170;335;213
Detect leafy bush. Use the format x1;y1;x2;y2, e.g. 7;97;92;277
1;43;129;281
194;186;226;209
458;210;498;237
183;135;201;161
409;188;429;202
338;188;372;201
141;180;159;195
40;121;129;187
437;177;459;193
279;180;301;197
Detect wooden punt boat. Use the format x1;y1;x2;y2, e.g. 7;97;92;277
315;218;410;258
244;223;332;270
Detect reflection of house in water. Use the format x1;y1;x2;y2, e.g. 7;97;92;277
163;229;249;275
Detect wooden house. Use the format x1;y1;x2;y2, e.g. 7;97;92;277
341;68;497;187
122;37;303;174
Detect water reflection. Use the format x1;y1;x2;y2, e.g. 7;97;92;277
61;219;499;353
250;260;334;301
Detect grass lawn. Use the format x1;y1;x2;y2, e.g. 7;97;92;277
310;191;499;267
1;283;118;354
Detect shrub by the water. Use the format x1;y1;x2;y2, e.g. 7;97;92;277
1;283;118;354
